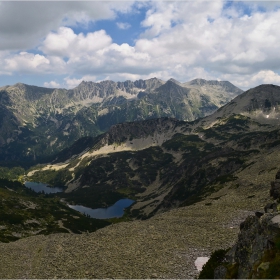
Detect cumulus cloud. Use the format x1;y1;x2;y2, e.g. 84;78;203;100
4;52;50;73
219;70;280;90
0;1;134;51
64;75;97;89
2;52;66;75
1;1;280;90
44;81;61;88
133;1;280;87
251;70;280;85
41;28;112;58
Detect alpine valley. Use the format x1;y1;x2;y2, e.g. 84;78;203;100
1;79;280;278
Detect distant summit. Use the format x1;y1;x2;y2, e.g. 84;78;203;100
200;84;280;127
167;78;181;85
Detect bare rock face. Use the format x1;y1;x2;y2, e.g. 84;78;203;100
211;212;280;279
211;170;280;279
214;265;227;279
233;213;278;278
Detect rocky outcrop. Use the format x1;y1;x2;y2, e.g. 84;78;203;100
207;171;280;279
229;212;280;278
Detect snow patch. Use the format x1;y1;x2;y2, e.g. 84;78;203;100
195;257;209;271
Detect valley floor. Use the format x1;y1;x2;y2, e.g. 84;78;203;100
0;180;271;279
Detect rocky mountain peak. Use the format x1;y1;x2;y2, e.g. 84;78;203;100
13;82;26;88
185;78;238;88
0;77;244;162
200;84;280;126
187;78;208;86
158;78;185;91
167;78;181;85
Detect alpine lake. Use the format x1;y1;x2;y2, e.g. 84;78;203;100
24;181;134;219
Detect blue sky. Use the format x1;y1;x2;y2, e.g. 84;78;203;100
0;1;280;90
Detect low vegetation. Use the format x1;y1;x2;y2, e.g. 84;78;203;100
0;179;110;243
0;166;25;180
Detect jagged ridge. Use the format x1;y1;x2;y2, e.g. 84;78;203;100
0;78;242;164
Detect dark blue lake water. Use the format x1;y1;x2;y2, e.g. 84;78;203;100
24;181;64;194
68;198;135;219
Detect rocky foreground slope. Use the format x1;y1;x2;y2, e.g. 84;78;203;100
0;177;271;278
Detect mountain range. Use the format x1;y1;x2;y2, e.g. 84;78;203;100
0;78;242;164
27;84;280;220
0;82;280;278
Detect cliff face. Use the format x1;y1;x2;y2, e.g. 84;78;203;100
201;170;280;279
227;212;280;278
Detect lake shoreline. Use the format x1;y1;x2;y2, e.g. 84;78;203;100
68;198;135;219
24;181;134;219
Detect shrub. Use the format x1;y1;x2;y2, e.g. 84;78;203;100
198;249;228;279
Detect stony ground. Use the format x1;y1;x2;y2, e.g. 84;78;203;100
0;179;272;279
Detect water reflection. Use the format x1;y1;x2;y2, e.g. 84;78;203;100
68;199;135;219
24;181;64;194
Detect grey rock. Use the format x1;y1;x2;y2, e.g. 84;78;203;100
214;265;227;279
264;202;277;213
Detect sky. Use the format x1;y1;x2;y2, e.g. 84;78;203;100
1;1;280;90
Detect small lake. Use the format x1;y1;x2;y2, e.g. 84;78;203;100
24;181;64;194
68;198;135;219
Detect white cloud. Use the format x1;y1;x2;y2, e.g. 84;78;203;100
1;1;280;90
4;52;50;73
64;75;97;89
133;1;280;87
44;81;61;88
40;27;112;58
219;70;280;90
2;52;66;75
0;1;135;51
252;70;280;85
116;22;131;30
